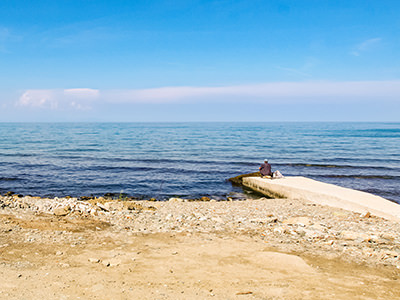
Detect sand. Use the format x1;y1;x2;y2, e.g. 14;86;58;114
1;193;400;299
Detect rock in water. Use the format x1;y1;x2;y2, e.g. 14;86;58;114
228;172;262;185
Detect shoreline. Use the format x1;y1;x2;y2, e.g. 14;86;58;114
1;189;400;298
1;193;399;267
0;190;254;202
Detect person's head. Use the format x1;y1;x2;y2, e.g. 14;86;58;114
264;159;268;163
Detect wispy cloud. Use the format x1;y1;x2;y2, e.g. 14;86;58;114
18;90;58;109
16;81;400;110
64;88;100;99
351;38;382;56
17;88;99;110
104;80;400;104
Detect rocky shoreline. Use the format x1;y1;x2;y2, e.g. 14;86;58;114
1;193;399;268
1;192;400;299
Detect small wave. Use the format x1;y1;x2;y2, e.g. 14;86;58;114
0;177;22;181
0;153;37;157
285;163;348;168
318;175;399;180
55;148;102;153
284;163;396;171
71;156;256;167
107;157;233;165
84;166;155;172
82;165;231;175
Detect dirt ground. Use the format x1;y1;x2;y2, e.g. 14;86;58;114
1;211;399;300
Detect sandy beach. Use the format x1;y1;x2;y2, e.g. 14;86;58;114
1;191;399;299
2;0;399;298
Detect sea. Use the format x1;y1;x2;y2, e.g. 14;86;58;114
0;122;399;204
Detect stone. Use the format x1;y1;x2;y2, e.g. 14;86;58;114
303;229;324;239
79;196;94;201
380;233;396;241
333;211;349;217
273;227;285;234
369;236;387;244
102;261;110;267
102;258;121;267
104;201;124;211
54;206;71;216
341;230;370;242
144;206;157;211
309;224;326;233
360;211;371;218
384;250;399;258
96;203;109;211
88;258;100;263
266;217;278;223
123;201;143;211
169;198;184;202
283;217;312;227
236;291;253;295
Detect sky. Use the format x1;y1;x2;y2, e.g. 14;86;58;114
0;0;399;122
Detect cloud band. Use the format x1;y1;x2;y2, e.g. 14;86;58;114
16;80;400;110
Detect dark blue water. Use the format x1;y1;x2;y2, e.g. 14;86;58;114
0;122;399;203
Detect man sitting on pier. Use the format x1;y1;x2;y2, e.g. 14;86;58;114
259;159;272;178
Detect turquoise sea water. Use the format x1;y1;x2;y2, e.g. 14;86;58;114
0;122;399;203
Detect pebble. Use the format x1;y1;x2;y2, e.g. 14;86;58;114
102;258;121;267
53;206;71;216
360;211;371;218
283;216;312;227
0;194;400;268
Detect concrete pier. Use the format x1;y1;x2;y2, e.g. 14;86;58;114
243;176;400;222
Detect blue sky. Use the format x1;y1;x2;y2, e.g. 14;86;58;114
0;0;399;121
